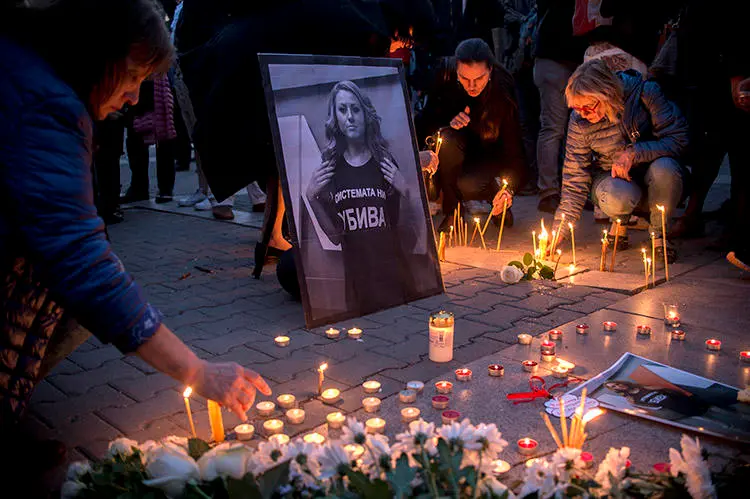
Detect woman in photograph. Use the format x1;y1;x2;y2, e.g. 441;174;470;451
305;80;418;315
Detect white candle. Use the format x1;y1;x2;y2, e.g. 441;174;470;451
362;397;381;413
429;311;455;363
320;388;340;404
517;333;532;345
234;423;254;441
182;387;197;438
303;432;326;444
399;389;417;403
362;380;381;394
276;394;296;409
286;408;305;424
365;417;386;434
491;459;511;476
268;433;290;445
406;380;424;392
256;401;276;417
326;411;346;429
401;407;421;423
274;335;290;347
325;328;341;339
348;327;363;339
263;419;284;436
344;444;365;459
435;381;453;394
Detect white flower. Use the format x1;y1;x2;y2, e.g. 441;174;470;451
594;446;630;496
362;434;392;475
107;437;140;458
315;443;351;480
392;419;437;465
438;418;478;450
549;447;582;485
60;480;87;499
501;265;524;284
162;435;189;451
142;441;200;498
472;423;508;460
669;435;715;499
285;440;320;488
197;442;251;481
341;417;367;445
519;458;561;498
478;476;516;499
65;461;92;481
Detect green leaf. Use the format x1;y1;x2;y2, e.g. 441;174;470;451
539;266;555;280
508;261;524;271
257;459;290;499
523;253;534;266
524;267;536;281
227;476;262;499
386;454;416;499
188;438;211;461
345;469;391;498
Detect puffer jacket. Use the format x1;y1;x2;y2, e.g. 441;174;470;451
555;70;689;226
0;37;161;423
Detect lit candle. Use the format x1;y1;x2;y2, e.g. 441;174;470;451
263;419;284;436
556;358;576;371
568;222;576;267
234;423;254;441
706;339;721;351
548;329;563;341
651;231;656;287
435;381;453;394
256;401;276;417
540;340;556;356
286;408;305;425
664;304;680;327
671;330;686;341
274;335;290;347
207;400;225;443
429;311;455;363
656;205;669;280
344;443;365;460
365;417;386;434
348;327;363;339
636;325;652;336
551;365;569;379
538;220;548;258
610;218;621;272
268;433;290;445
406;380;424;393
600;230;608;272
602;321;617;332
325;328;341;339
740;351;750;363
317;363;328;395
399;389;417;403
517;438;538;455
491;459;511;476
441;410;461;424
532;230;537;256
401;407;421;423
454;368;472;381
432;395;450;409
522;360;538;373
362;397;381;413
303;432;326;445
320;388;340;404
517;333;532;345
576;324;589;335
362;380;381;394
541;353;556;363
182;387;197;438
580;452;594;469
488;364;504;377
326;411;346;429
276;394;296;409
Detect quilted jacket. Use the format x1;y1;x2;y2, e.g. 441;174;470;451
0;37;161;423
555;70;689;226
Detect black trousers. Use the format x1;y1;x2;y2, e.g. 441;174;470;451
93;117;126;216
125;130;176;197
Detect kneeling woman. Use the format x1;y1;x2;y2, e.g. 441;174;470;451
553;59;689;261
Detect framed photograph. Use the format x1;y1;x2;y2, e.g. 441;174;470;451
259;54;444;328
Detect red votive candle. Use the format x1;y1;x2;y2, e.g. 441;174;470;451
741;351;750;363
455;368;472;381
441;410;461;424
517;437;538;455
671;330;686;341
576;324;589;335
580;452;594;469
653;463;671;474
432;395;450;409
435;381;453;393
540;340;556;356
636;325;652;336
488;364;504;377
548;329;563;341
602;321;617;332
522;360;538;373
705;339;721;351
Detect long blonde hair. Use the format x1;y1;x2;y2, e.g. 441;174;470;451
566;59;624;123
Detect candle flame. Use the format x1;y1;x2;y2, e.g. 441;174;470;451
540;220;548;239
568;222;573;230
641;248;646;254
616;218;621;224
651;231;655;238
557;358;575;370
656;204;665;212
646;258;651;264
183;387;192;398
319;363;328;372
474;217;480;223
556;249;562;255
502;178;508;187
582;408;605;424
569;264;575;272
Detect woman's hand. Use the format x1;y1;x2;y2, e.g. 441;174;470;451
450;106;471;129
611;148;635;181
419;150;439;176
491;189;513;216
306;160;335;199
193;361;272;420
381;157;408;196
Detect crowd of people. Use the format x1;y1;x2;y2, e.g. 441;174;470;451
0;0;748;484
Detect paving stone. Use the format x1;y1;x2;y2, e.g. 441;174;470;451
272;375;350;403
408;293;453;311
67;345;123;370
463;303;542;329
309;335;391;362
127;416;191;445
476;280;540;298
479;326;523;344
193;313;262;337
49;359;144;396
451;291;522;310
296;399;342;435
371;335;428;363
361;317;426;342
506;293;576;312
363;305;428;325
452;318;498;344
29;380;67;404
252;330;330;359
165;309;212;329
379;358;463;384
559;294;618;314
98;389;190;434
33;385;135;426
51;412;122;460
325;354;408;386
47;358;84;376
256;350;330;384
190;329;267;356
209;344;277;368
122;355;159;374
111;373;181;402
532;283;600;301
444;280;506;298
529;308;587;327
442;267;498;283
452;337;506;363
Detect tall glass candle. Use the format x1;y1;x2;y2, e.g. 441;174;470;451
429;311;455;362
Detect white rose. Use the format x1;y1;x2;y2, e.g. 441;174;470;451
60;480;87;499
142;442;200;498
65;461;92;481
107;437;140;458
197;442;252;481
501;265;524;284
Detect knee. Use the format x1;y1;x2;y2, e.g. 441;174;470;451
646;157;683;187
595;178;640;216
437;130;466;172
456;174;483;198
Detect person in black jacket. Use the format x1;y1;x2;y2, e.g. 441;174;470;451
417;38;526;232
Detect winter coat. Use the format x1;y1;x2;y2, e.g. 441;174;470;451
555;70;689;224
0;37;161;423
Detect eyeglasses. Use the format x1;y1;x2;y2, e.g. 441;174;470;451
571;101;600;114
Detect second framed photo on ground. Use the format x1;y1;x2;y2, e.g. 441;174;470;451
260;54;444;328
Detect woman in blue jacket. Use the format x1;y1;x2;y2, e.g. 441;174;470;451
0;0;270;454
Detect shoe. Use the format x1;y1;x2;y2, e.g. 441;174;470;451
194;196;216;211
537;194;560;214
119;189;149;204
179;190;207;207
155;193;173;204
669;216;705;239
727;251;750;272
102;210;125;225
606;222;629;250
212;205;235;220
655;238;678;264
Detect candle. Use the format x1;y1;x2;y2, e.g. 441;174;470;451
517;438;538;455
541;353;556;363
286;408;305;425
256;401;276;417
326;411;346;429
522;360;538;373
399;389;417;403
642;248;649;289
234;423;254;441
706;339;721;351
317;363;328;395
268;433;290;445
454;368;472;381
580;452;594;469
362;380;382;394
347;327;363;339
651;232;656;287
263;419;284;436
449;225;454;247
488;364;504;377
540;340;556;356
610;219;621;272
576;324;589;335
551;366;569;379
551;214;564;254
653;463;671;474
362;397;381;413
320;388;340;404
401;407;421;423
664;304;680;327
344;443;365;460
671;330;686;341
325;328;341;339
274;335;290;347
182;387;197;438
568;222;576;267
303;432;326;445
556;358;576;371
207;400;225;443
548;329;563;341
435;381;453;394
532;230;537;257
365;417;386;434
636;325;652;336
602;321;617;332
517;333;532;345
429;311;455;363
495;198;509;251
600;231;609;272
432;395;450;409
656;205;669;281
276;394;296;409
538;220;549;258
740;351;750;363
441;410;461;424
406;380;424;393
491;459;511;476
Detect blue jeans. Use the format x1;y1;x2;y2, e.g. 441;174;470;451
593;157;684;236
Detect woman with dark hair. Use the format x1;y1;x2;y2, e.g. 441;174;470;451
417;38;527;232
305;80;418;315
0;0;270;464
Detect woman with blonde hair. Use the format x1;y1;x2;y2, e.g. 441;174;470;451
551;59;688;262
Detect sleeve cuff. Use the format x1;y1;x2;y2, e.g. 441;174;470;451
112;304;163;354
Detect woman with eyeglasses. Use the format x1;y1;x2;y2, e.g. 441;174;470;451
551;59;689;263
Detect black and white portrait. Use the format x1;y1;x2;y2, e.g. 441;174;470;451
260;55;443;327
